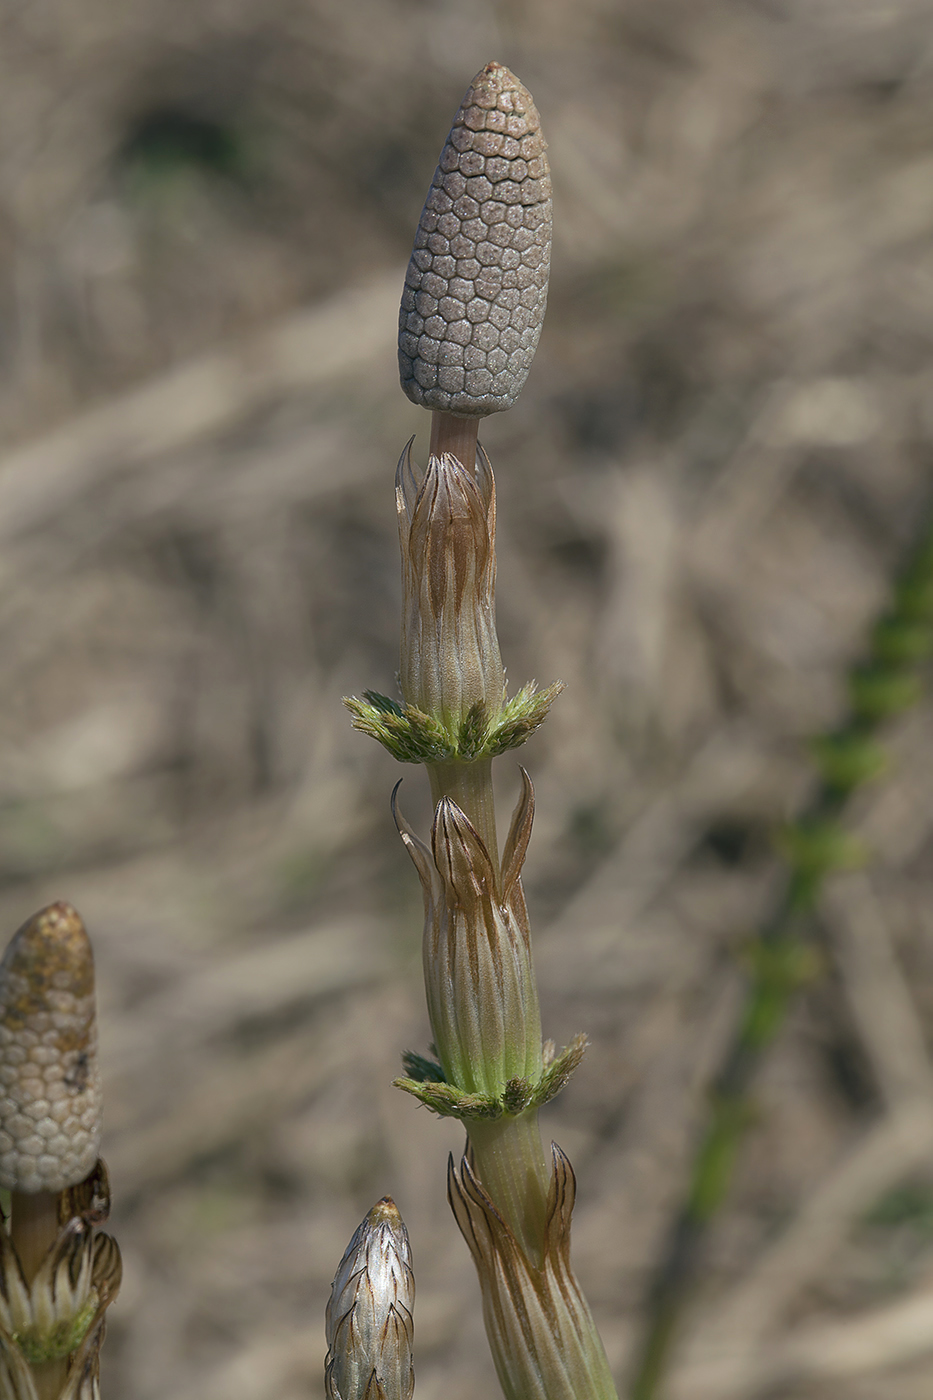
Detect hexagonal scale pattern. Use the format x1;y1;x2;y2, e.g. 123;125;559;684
0;903;101;1194
399;62;552;417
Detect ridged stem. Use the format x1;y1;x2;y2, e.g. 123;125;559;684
631;513;933;1399
428;750;616;1395
467;1110;552;1267
427;754;550;1259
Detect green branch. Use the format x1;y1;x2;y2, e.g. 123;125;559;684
345;683;563;765
630;516;933;1400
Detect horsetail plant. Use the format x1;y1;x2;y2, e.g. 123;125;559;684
344;62;619;1400
0;902;121;1400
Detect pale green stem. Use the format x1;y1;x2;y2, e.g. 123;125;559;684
467;1110;552;1266
427;757;501;890
427;754;553;1265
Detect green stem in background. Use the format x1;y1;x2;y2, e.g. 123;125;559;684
630;514;933;1400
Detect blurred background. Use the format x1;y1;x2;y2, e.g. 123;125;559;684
3;0;933;1395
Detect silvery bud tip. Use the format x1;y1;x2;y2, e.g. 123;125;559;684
325;1197;414;1400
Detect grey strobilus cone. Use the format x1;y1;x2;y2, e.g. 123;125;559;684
0;903;121;1400
346;61;620;1400
398;61;552;419
325;1198;414;1400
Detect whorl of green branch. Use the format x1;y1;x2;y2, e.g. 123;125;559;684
395;1034;588;1123
345;682;563;765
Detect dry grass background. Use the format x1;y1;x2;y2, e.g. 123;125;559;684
2;0;933;1395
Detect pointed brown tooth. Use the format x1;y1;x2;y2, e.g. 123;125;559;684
398;445;504;733
420;797;543;1099
448;1147;617;1399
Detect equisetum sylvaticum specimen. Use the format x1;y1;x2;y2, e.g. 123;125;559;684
340;62;619;1400
0;902;121;1400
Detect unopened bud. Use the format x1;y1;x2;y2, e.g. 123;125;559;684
394;771;542;1101
0;904;101;1194
397;440;505;733
325;1198;415;1400
399;62;551;416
